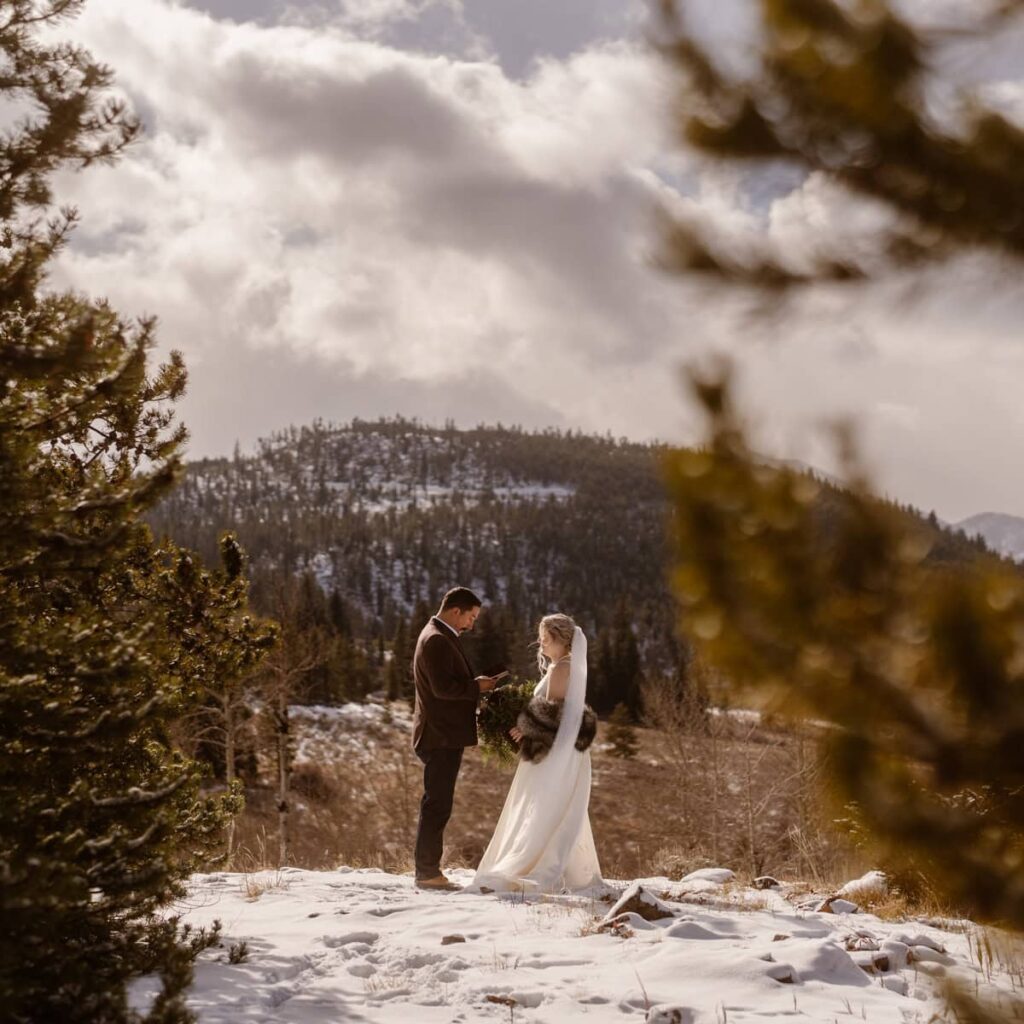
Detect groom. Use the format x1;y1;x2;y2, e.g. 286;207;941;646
412;586;500;890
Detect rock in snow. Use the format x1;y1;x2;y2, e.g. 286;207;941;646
880;939;911;970
646;1007;696;1024
602;882;676;923
124;867;1014;1023
815;896;860;915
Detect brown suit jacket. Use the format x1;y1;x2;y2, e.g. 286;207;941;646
412;617;479;752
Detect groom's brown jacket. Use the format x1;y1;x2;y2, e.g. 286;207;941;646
412;617;480;752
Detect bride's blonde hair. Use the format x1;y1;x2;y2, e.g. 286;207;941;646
536;612;576;672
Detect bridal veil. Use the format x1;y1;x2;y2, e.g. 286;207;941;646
469;625;603;894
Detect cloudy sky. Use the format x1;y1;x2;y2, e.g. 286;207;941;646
48;0;1024;522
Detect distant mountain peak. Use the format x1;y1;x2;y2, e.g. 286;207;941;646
954;511;1024;563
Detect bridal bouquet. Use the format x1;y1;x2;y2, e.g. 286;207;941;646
477;681;534;766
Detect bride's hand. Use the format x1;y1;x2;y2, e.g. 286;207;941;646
509;726;523;744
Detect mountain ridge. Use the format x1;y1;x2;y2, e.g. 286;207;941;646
953;511;1024;563
148;416;1015;707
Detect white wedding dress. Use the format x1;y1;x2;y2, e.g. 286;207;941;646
469;626;603;895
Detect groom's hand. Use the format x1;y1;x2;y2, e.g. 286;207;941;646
476;674;498;692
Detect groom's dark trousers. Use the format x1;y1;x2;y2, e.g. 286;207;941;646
412;616;480;880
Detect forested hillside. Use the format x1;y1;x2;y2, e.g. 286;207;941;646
149;417;1005;714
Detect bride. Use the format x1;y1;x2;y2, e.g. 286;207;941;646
469;613;604;895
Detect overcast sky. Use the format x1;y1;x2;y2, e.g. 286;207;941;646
48;0;1024;522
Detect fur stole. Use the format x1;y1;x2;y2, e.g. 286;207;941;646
516;695;598;764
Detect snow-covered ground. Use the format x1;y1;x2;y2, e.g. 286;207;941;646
289;702;410;765
130;868;1014;1023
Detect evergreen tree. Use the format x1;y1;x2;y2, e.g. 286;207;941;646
386;616;411;701
589;627;617;715
666;373;1024;932
610;602;643;721
0;4;273;1019
589;608;644;717
660;14;1024;1019
465;604;509;676
147;414;1000;706
162;533;278;862
658;0;1024;287
328;588;350;636
411;598;433;638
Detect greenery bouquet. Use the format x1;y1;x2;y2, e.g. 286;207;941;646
477;680;535;766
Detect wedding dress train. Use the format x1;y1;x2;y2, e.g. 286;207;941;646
469;627;603;895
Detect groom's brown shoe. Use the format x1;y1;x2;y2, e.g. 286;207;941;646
415;874;461;891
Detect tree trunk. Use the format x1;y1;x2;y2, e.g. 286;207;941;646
743;742;758;877
276;689;290;867
225;701;236;866
708;723;721;863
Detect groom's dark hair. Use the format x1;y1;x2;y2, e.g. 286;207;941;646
439;586;482;612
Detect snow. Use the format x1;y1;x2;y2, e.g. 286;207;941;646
129;867;1015;1022
708;707;762;726
247;425;579;518
289;702;411;765
680;868;735;886
305;552;335;593
837;870;888;903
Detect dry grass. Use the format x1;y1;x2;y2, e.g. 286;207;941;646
666;886;775;915
862;888;962;924
238;867;291;901
966;927;1024;989
224;698;879;901
231;754;419;874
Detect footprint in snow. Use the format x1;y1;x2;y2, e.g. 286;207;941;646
322;930;379;948
523;957;592;970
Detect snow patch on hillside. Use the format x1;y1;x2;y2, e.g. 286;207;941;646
290;702;412;765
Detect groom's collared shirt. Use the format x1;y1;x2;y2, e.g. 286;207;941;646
431;616;473;678
432;615;460;640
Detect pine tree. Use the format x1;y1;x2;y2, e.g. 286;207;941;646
328;588;350;636
145;414;994;702
665;374;1024;929
162;533;278;863
658;0;1024;287
0;3;272;1020
589;608;644;717
589;627;617;715
466;604;509;676
386;616;410;701
611;602;643;721
659;12;1024;1019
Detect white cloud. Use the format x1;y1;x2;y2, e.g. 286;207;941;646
42;0;1024;523
51;2;688;425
